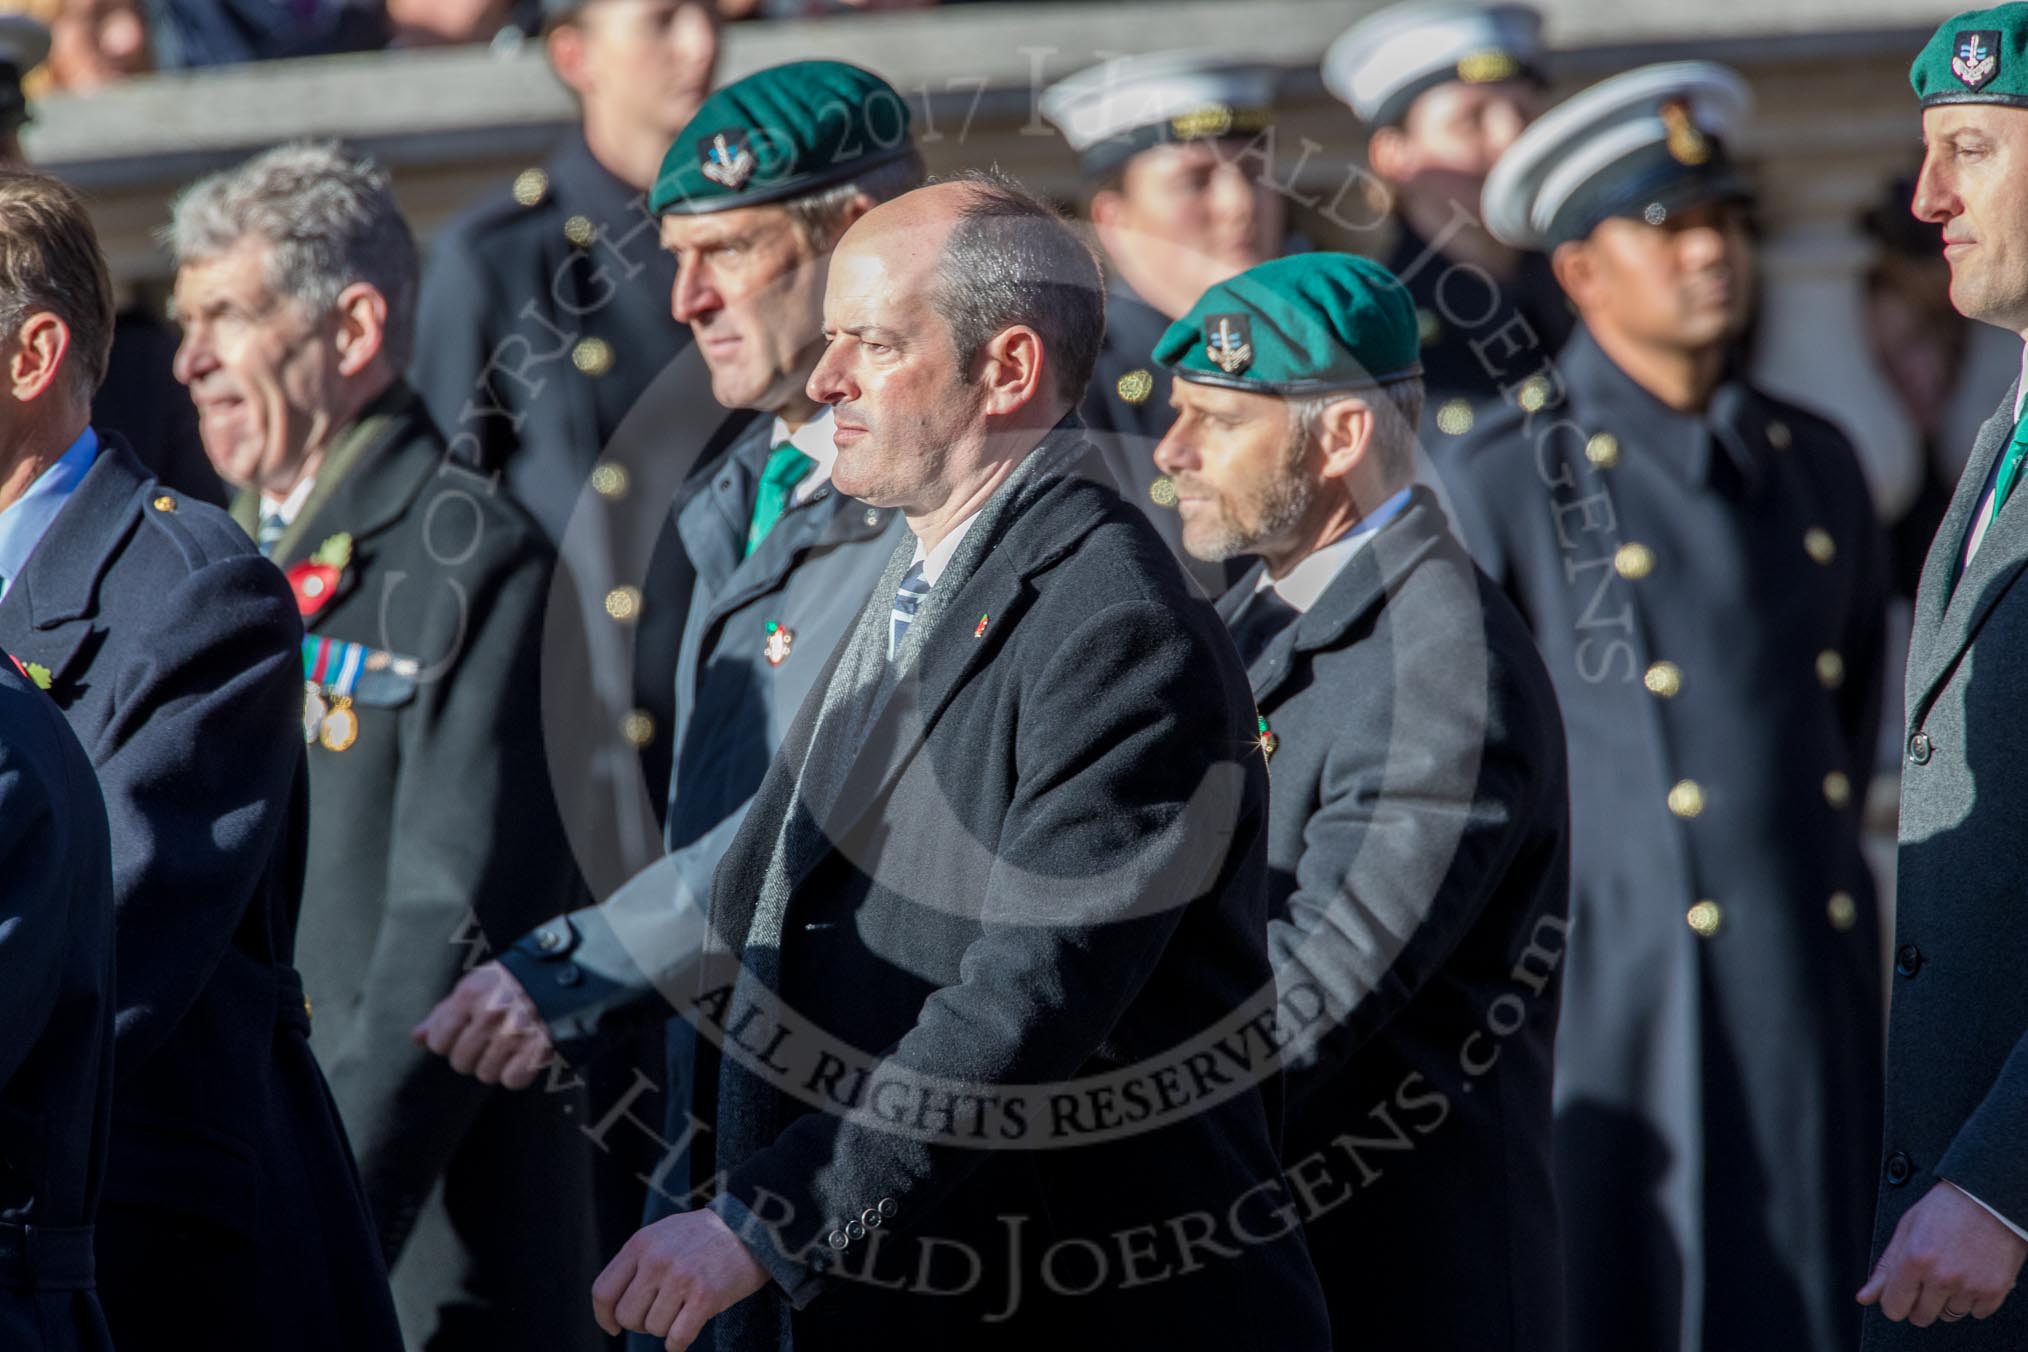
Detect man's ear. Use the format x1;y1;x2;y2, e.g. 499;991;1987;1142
1366;126;1413;186
546;20;593;100
1549;239;1595;313
332;283;390;378
976;325;1047;419
1088;187;1126;231
8;312;73;404
1312;395;1376;481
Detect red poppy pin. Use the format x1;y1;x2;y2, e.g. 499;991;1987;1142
286;532;353;618
7;654;50;690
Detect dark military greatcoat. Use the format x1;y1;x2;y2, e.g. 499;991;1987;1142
0;660;117;1352
412;131;688;547
1436;329;1889;1352
233;383;599;1352
0;436;402;1352
1387;221;1573;456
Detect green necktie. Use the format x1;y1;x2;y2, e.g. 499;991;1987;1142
1955;413;2028;591
745;442;815;557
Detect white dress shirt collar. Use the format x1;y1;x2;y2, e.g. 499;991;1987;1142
1254;486;1415;613
771;407;838;505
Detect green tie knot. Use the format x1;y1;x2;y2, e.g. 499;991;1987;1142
746;442;816;557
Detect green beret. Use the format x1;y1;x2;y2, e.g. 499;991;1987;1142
1912;8;2028;110
1153;254;1422;396
650;60;914;216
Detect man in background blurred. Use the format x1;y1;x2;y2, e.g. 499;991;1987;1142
413;0;718;544
1039;50;1284;596
1324;0;1572;451
1437;63;1888;1352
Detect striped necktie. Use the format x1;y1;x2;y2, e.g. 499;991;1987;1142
258;512;287;557
746;443;815;557
889;560;930;659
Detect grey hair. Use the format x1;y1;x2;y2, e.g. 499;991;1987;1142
165;141;419;370
926;169;1105;409
780;148;928;247
1289;378;1424;483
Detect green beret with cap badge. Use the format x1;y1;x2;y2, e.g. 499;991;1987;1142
1153;254;1423;396
650;60;914;216
1912;8;2028;110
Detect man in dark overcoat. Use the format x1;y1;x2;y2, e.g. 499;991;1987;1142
0;255;121;1347
0;168;404;1352
1856;10;2028;1342
580;176;1332;1351
1434;64;1890;1352
417;69;921;1349
0;661;115;1352
166;142;598;1352
1154;252;1570;1351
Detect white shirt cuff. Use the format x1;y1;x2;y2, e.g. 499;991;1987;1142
1944;1179;2028;1243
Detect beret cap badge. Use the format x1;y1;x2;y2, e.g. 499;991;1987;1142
699;130;758;190
1955;30;2001;91
1204;314;1254;376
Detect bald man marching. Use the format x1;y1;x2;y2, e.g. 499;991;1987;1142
586;174;1328;1352
1859;9;2028;1343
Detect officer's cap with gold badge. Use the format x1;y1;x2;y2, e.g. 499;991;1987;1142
1153;253;1422;396
1038;51;1278;180
1323;1;1545;128
1912;8;2028;109
1481;61;1753;252
0;16;50;139
650;60;915;216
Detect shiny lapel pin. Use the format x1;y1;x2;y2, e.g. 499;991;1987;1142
1256;714;1279;762
763;621;795;666
975;615;990;639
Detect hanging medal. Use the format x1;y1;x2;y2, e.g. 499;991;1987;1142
302;680;328;744
302;634;370;753
320;695;359;752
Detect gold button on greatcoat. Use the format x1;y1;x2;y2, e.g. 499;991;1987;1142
604;585;641;622
590;463;629;500
1644;660;1682;698
573;337;614;376
1667;779;1705;818
1827;891;1858;931
1817;649;1844;689
1585;432;1620;468
1615;542;1656;580
512;168;548;207
1804;527;1836;565
620;710;655;746
1687;900;1723;937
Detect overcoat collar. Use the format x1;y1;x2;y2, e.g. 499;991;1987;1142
1216;485;1448;707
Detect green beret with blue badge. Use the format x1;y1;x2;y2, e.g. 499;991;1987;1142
650;59;914;216
1913;8;2028;108
1153;254;1423;396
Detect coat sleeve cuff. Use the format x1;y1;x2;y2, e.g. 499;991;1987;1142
708;1193;827;1310
1943;1179;2028;1243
